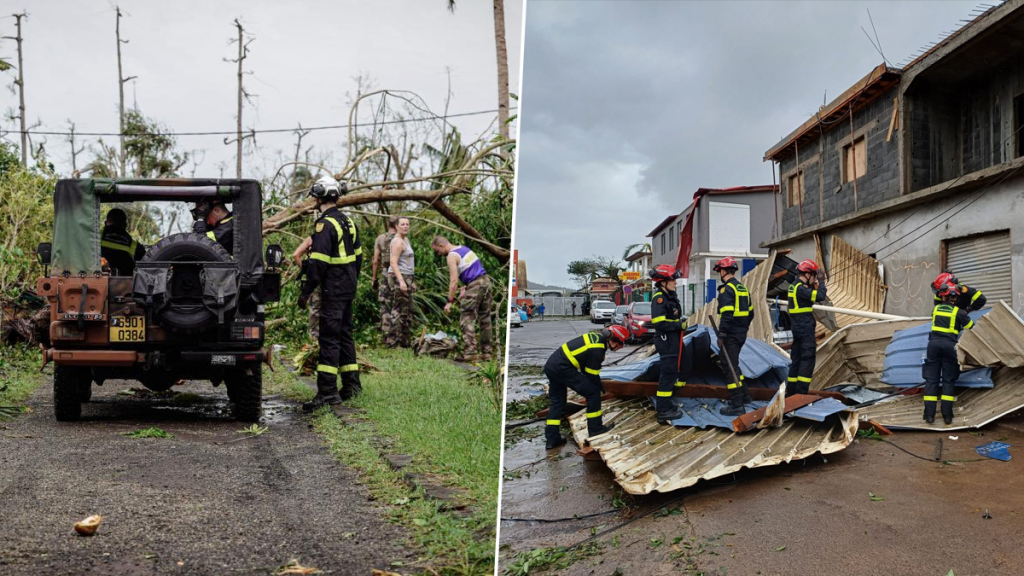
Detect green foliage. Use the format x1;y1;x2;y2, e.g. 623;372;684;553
0;153;56;297
0;342;39;419
505;393;548;421
122;427;174;439
503;543;603;576
567;259;602;289
466;358;505;412
87;109;188;178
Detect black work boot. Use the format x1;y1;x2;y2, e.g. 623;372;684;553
655;397;683;425
720;387;746;416
545;423;566;450
302;393;342;413
941;400;954;425
587;420;615;438
304;375;342;412
923;401;937;424
340;372;363;401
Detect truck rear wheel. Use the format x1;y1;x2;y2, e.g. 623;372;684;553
226;366;262;422
54;365;88;421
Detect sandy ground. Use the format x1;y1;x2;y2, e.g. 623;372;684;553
0;377;413;576
500;318;1024;576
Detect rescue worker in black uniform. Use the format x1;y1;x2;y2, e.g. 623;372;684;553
787;259;827;396
190;199;234;254
543;325;626;449
100;208;145;276
931;272;986;311
923;282;975;425
714;257;754;416
649;264;687;424
298;176;363;411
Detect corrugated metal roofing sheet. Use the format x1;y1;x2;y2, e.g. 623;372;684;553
812;319;927;390
880;309;992;388
791;397;852;422
569;397;858;494
957;301;1024;369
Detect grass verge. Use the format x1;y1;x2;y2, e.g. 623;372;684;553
0;342;43;419
269;347;501;576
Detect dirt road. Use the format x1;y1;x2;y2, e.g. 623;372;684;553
0;377;413;575
501;318;1024;576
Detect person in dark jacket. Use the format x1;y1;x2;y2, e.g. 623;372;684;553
649;265;687;424
298;176;363;411
100;208;145;276
931;272;986;311
543;325;627;449
923;282;975;425
787;260;827;396
714;257;754;415
202;201;235;254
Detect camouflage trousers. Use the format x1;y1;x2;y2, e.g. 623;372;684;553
460;275;493;356
385;274;416;348
308;289;322;341
378;276;393;338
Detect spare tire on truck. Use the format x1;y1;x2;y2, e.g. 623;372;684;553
139;232;232;334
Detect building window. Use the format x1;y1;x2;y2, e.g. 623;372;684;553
669;225;675;251
661;233;666;255
842;136;867;184
787;171;804;207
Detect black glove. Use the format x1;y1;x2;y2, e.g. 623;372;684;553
192;220;207;234
372;278;379;292
298;292;309;310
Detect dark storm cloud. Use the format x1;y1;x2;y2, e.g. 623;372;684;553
514;0;980;287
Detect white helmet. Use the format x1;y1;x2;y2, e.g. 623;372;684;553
310;176;347;200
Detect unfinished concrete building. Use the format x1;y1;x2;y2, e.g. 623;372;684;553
764;0;1024;318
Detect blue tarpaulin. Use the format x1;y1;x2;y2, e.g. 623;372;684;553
880;309;993;389
976;441;1012;461
650;397;770;429
791;397;851;422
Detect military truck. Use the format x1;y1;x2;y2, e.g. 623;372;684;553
35;179;283;422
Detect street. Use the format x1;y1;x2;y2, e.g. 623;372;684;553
501;318;1024;576
0;377;413;575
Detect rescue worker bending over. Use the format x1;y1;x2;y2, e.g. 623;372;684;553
649;265;687;424
714;257;754;416
543;325;626;450
191;200;234;254
787;259;827;396
298;176;363;411
924;282;975;425
100;208;145;276
932;272;986;311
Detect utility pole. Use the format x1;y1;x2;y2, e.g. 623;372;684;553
115;7;136;177
291;123;310;183
66;120;84;175
224;19;254;179
492;0;509;141
10;12;27;166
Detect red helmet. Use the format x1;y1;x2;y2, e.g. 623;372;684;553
937;282;958;299
797;259;819;273
932;272;955;294
604;325;629;344
713;257;738;272
649;264;678;282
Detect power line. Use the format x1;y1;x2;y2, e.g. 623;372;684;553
5;107;515;138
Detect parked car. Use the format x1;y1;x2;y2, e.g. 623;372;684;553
590;300;617;323
625;301;653;343
510;305;522;328
613;305;629;326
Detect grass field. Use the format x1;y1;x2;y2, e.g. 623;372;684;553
267;347;502;575
0;343;42;419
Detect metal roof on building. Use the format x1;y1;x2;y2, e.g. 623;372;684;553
957;301;1024;369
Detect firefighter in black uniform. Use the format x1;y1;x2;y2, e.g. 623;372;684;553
714;257;754;416
543;325;626;449
923;282;975;425
190;200;234;254
100;208;145;276
649;265;687;424
787;259;827;396
298;176;363;411
932;272;987;311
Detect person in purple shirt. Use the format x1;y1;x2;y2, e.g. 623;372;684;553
431;236;493;363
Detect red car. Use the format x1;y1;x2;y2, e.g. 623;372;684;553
624;301;653;343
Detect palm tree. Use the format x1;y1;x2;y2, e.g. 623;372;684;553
621;243;652;262
446;1;510;141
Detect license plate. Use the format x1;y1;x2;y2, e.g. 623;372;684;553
211;355;236;366
110;315;146;342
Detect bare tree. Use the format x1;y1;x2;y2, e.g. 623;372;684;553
116;7;137;177
66;120;84;174
5;12;27;166
446;1;510;141
224;19;254;178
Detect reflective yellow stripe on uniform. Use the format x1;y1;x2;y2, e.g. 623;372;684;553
656;391;673;397
311;216;362;265
675;381;686;388
585;367;600;376
546;419;560;426
339;364;359;373
317;364;338;374
206;231;217;241
101;239;138;254
924;395;938;401
972;291;983;303
727;383;739;389
721;283;752;317
931;305;960;334
788;284;814;313
562;333;605;370
941;395;956;402
586;410;602;419
797;376;812;383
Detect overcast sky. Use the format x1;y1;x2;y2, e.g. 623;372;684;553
515;0;983;288
0;0;522;176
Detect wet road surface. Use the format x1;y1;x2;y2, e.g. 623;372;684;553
0;377;413;575
501;318;1024;575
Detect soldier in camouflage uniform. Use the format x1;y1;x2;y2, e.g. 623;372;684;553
372;217;399;341
388;217;416;348
431;236;493;362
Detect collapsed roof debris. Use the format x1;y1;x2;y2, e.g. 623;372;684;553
957;301;1024;369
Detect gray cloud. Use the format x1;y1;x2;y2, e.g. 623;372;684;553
515;0;979;288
